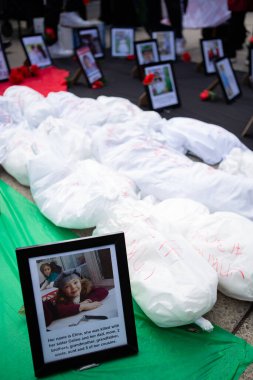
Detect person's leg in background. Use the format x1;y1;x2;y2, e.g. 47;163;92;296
44;0;73;58
163;0;186;54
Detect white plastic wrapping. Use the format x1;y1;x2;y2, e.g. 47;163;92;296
28;155;138;229
219;147;253;178
94;198;218;327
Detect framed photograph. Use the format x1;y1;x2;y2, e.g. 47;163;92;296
111;27;135;57
0;39;10;81
78;26;104;59
215;57;241;103
144;61;180;111
152;31;176;61
200;38;224;75
20;34;53;68
75;46;104;87
249;46;253;80
16;232;138;378
135;39;160;66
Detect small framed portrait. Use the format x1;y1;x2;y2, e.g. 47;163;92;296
152;31;176;61
111;27;135;57
215;57;241;103
20;34;53;68
135;39;160;66
200;38;224;75
144;61;180;111
78;26;104;59
249;46;253;80
16;233;138;378
0;39;10;81
75;46;104;87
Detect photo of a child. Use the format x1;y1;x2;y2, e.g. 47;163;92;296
201;39;224;74
40;261;62;290
21;35;52;68
136;40;159;66
0;43;9;81
79;28;103;58
152;31;176;61
54;268;108;318
111;28;134;57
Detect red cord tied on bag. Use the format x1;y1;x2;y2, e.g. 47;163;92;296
142;73;155;86
200;89;217;101
91;80;104;89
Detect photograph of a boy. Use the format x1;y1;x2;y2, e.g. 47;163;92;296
151;67;172;96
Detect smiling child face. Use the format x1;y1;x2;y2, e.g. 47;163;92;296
63;278;82;298
43;265;52;277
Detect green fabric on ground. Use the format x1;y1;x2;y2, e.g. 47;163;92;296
1;179;253;380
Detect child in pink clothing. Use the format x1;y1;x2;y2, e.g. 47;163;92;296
54;269;108;319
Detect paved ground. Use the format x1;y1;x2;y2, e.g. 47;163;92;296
1;3;253;378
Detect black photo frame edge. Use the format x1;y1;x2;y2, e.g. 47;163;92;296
20;33;54;68
76;26;105;59
200;37;224;76
0;38;11;82
151;30;176;62
75;46;104;87
134;39;161;80
214;56;242;104
16;232;138;378
249;46;253;79
143;60;181;112
110;26;135;58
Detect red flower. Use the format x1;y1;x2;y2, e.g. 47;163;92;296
30;65;40;76
200;89;210;101
9;69;24;84
142;73;155;85
45;27;56;42
181;51;191;62
19;65;32;78
91;80;104;89
249;36;253;45
126;54;136;61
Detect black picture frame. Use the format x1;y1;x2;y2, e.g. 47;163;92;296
110;27;135;57
249;46;253;79
143;61;180;111
200;38;224;75
0;38;10;82
75;45;104;87
152;30;176;62
77;26;104;59
215;56;241;103
16;232;138;378
135;39;160;66
20;34;53;68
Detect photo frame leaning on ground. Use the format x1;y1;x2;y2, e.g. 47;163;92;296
249;46;253;80
0;38;10;81
135;39;160;66
20;34;53;68
200;38;224;75
144;61;180;111
152;30;176;62
16;232;138;378
77;26;104;59
215;56;241;103
75;45;104;87
110;27;135;57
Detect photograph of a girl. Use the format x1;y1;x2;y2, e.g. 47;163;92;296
39;249;118;329
54;269;108;318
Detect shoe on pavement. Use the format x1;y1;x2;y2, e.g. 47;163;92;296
176;38;185;55
48;42;73;59
60;12;91;28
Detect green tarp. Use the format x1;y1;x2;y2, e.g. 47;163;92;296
1;179;253;380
